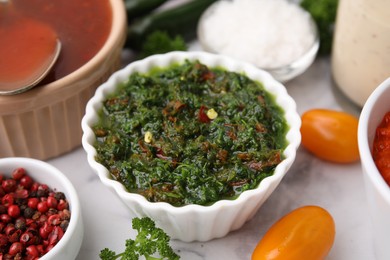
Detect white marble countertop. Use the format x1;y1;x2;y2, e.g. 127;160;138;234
47;54;376;260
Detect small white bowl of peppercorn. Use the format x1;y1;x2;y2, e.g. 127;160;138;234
82;51;301;242
0;157;83;259
358;77;390;260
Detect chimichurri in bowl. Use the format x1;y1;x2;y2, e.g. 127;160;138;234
82;51;301;242
93;60;288;206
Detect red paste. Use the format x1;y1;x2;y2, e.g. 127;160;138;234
373;111;390;185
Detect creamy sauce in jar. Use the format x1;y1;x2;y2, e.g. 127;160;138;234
331;0;390;107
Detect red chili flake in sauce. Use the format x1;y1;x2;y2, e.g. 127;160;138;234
373;111;390;185
198;105;211;123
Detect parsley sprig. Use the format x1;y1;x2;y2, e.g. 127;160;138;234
99;217;180;260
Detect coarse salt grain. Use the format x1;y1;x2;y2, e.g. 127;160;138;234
199;0;316;68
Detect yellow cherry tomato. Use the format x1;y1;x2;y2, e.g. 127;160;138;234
300;109;359;163
252;206;335;260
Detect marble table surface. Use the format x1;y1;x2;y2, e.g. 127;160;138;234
47;54;376;260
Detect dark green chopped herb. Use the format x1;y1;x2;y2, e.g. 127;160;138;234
138;30;187;59
301;0;339;55
93;60;288;206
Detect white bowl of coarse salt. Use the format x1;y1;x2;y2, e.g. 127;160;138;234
197;0;319;82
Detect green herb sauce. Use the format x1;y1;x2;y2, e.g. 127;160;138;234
93;60;288;206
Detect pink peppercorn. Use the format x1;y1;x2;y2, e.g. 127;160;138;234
4;224;16;236
14;189;29;199
37;201;49;213
30;182;39;192
8;242;23;256
47;196;58;209
2;179;17;193
57;200;69;211
19;175;33;189
11;168;26;180
8;229;21;243
27;198;39;210
48;214;61;226
2;194;14;207
0;168;71;258
1;214;12;224
26;245;40;258
14;217;26;230
36;214;47;227
39;224;53;240
48;226;63;245
7;205;20;218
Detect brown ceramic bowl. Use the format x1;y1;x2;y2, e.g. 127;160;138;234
0;0;127;160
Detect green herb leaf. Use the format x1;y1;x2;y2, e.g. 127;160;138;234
99;217;180;260
139;30;187;58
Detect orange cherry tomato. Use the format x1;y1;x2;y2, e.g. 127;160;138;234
252;206;336;260
300;109;359;163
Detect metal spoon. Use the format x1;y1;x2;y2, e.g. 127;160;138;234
0;39;61;95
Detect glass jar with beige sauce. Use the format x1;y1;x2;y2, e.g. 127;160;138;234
331;0;390;107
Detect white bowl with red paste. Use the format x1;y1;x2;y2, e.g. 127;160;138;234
82;51;301;242
0;157;83;259
358;77;390;260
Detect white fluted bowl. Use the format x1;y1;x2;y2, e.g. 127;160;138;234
82;51;301;242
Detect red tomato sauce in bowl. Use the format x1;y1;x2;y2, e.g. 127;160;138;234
0;0;112;85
